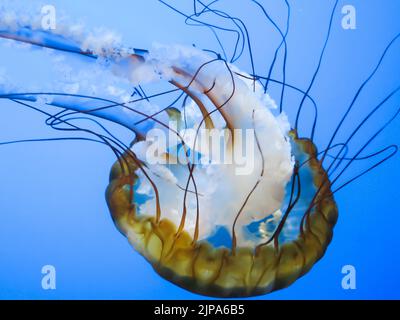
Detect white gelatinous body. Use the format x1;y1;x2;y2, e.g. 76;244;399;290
127;44;295;248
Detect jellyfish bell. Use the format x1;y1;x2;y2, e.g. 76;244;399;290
104;45;338;297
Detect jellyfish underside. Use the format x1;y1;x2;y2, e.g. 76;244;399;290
104;56;338;297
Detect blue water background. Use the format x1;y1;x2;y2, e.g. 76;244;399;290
0;0;399;299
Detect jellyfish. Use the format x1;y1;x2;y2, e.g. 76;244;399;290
0;1;399;298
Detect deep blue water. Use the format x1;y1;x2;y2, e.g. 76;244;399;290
0;0;399;299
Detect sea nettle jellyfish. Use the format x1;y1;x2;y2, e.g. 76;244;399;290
0;1;399;297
